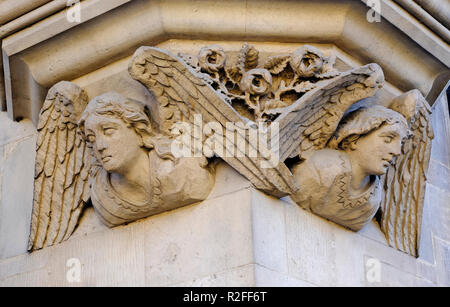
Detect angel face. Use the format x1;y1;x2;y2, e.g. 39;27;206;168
84;114;145;174
350;122;408;176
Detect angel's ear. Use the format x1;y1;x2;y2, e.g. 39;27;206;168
141;134;154;149
349;139;358;151
134;123;154;149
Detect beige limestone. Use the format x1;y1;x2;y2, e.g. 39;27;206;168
0;181;444;286
0;0;52;25
0;112;36;259
27;43;435;259
0;0;448;287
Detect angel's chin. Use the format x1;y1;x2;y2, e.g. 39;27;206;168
374;167;388;176
368;164;389;176
102;162;119;173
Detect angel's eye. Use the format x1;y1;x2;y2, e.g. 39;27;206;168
383;136;393;143
103;128;116;136
86;135;96;144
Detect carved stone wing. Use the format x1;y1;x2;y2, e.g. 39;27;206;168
28;82;91;251
272;63;385;162
380;90;434;257
129;47;297;197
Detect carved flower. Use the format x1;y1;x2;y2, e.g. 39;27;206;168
290;46;324;78
240;69;273;96
198;45;226;73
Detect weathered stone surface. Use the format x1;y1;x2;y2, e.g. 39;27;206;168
206;161;251;200
251;189;288;274
283;195;438;286
0;165;448;286
0;0;449;288
290;91;433;257
0;112;36;145
0;135;36;259
418;184;436;264
253;264;316;287
143;189;253;286
171;264;255;287
424;184;450;243
430;94;450;168
434;238;450;286
29;87;215;250
427;159;450;193
0;113;36;260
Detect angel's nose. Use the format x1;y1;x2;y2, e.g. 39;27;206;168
95;136;107;152
390;141;402;156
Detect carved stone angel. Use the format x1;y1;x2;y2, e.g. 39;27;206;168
290;104;408;231
289;90;434;256
28;84;214;251
79;92;214;228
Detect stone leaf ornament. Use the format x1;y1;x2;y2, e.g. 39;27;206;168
29;82;92;251
178;44;340;123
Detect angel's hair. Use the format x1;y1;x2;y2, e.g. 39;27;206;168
328;104;409;151
78;92;154;149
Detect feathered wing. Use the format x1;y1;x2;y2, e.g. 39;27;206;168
271;63;385;162
129;47;297;197
28;81;91;251
380;90;434;257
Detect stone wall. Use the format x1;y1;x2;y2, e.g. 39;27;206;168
0;112;36;259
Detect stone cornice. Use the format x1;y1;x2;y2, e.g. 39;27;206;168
1;0;448;123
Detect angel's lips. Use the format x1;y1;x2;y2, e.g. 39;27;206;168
101;156;112;163
382;158;393;167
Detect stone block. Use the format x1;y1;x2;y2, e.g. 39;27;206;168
418;184;436;264
172;264;255;287
251;189;288;274
284;195;438;286
427;159;450;193
0;113;35;146
0;220;147;286
430;94;450;169
284;200;339;286
425;184;450;243
434;238;450;286
0;133;36;259
363;255;435;287
143;189;254;286
206;161;252;201
254;264;316;287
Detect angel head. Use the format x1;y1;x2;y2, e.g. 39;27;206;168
79;92;154;174
329;105;409;176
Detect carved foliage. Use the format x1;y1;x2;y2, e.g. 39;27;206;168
179;43;340;122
